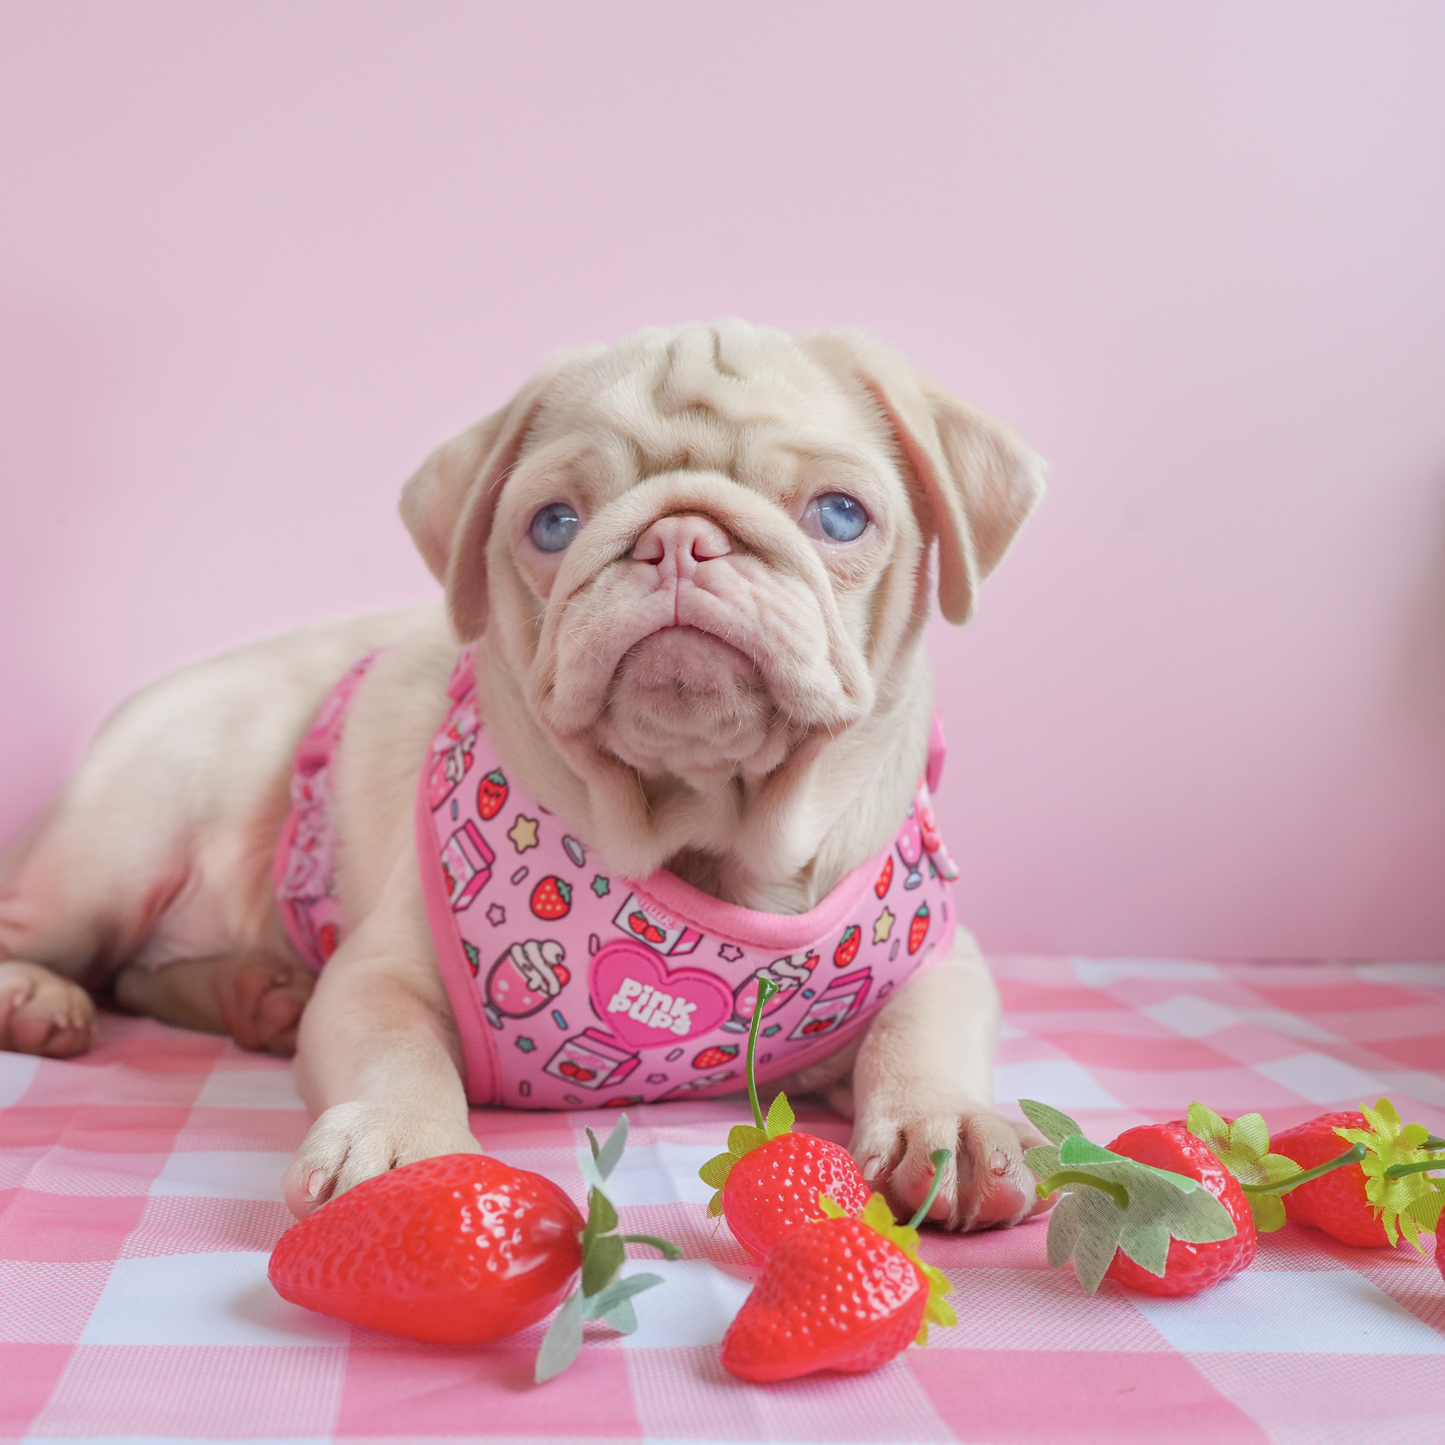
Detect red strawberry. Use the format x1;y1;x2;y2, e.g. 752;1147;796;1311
907;902;929;954
721;1188;955;1382
874;857;893;898
477;769;508;820
1271;1113;1386;1247
1271;1102;1442;1250
530;876;572;919
834;924;861;969
692;1043;739;1071
699;977;869;1260
1103;1122;1255;1295
269;1154;583;1344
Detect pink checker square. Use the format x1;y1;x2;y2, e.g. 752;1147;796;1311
1040;1031;1237;1071
909;1347;1271;1443
0;1343;72;1435
335;1343;641;1436
0;1189;147;1261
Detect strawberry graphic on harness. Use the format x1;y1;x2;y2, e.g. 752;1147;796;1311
833;924;861;969
477;769;509;820
693;1043;740;1071
907;903;930;954
627;910;666;945
874;857;893;898
531;876;573;920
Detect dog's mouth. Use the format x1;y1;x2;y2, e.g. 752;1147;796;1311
595;624;787;777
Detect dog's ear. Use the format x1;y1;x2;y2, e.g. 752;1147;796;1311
399;366;561;641
801;332;1046;624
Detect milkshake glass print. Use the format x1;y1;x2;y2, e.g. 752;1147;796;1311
897;814;924;890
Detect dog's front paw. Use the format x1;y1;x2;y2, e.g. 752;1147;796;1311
851;1105;1050;1232
282;1100;482;1219
0;961;96;1057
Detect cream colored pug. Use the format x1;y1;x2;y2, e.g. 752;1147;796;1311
0;322;1046;1231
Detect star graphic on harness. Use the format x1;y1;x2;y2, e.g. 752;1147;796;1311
508;814;539;853
486;903;506;927
873;907;896;945
717;943;744;962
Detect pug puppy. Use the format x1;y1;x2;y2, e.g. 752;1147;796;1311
0;321;1045;1231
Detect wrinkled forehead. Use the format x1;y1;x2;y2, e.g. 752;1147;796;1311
520;326;893;486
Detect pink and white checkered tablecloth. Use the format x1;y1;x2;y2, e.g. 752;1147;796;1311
2;956;1442;1444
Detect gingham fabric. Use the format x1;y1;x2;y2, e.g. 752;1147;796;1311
2;957;1441;1444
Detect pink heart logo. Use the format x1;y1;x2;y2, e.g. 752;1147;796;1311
589;939;734;1048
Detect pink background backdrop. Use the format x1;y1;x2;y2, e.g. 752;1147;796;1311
2;3;1442;960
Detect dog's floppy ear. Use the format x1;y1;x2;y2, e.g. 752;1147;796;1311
399;367;560;641
801;332;1046;624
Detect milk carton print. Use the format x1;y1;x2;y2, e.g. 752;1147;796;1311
439;821;494;911
787;967;873;1041
612;893;702;956
543;1028;639;1090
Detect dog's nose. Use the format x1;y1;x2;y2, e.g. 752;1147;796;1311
631;514;732;582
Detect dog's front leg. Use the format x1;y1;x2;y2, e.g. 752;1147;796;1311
282;881;481;1218
848;930;1048;1231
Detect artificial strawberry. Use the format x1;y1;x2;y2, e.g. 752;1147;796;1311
874;856;893;897
269;1117;679;1382
834;924;861;968
269;1154;583;1345
1021;1100;1238;1296
530;875;573;920
477;768;509;820
1102;1122;1255;1295
1272;1100;1443;1250
699;978;870;1260
720;1161;956;1382
907;903;929;954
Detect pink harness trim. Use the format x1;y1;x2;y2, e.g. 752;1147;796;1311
276;649;962;1110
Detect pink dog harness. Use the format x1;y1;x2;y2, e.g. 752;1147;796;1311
275;650;961;1109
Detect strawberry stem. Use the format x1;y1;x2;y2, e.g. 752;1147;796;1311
1241;1142;1366;1195
905;1148;953;1229
617;1233;683;1257
1034;1170;1130;1209
745;977;780;1130
1382;1159;1443;1180
1421;1135;1445;1151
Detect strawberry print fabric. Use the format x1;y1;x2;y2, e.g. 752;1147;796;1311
1;957;1441;1443
279;647;961;1108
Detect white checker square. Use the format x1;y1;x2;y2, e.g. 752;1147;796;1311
1131;1269;1445;1354
1352;962;1445;988
1074;958;1224;985
601;1141;719;1206
993;1058;1124;1109
1252;1052;1388;1105
193;1067;306;1110
0;1051;39;1108
149;1150;292;1201
1143;994;1338;1042
79;1251;349;1346
616;1258;753;1348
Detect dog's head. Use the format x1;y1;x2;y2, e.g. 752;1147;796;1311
401;322;1042;887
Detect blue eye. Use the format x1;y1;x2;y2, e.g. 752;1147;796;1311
529;502;580;553
814;493;869;543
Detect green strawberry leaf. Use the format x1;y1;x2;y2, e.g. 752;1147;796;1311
582;1231;625;1297
698;1152;736;1189
534;1291;583;1383
1019;1099;1082;1146
587;1115;630;1181
728;1124;768;1156
1044;1163;1236;1295
765;1091;795;1139
1057;1134;1198;1193
1337;1097;1445;1251
1117;1223;1171;1277
1024;1144;1062;1183
602;1296;638;1334
1184;1101;1298;1232
706;1189;725;1218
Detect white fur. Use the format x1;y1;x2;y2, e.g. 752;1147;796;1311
0;321;1048;1230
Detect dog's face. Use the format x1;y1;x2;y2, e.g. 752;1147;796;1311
402;322;1042;884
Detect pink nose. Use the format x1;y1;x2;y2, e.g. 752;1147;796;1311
631;514;732;581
